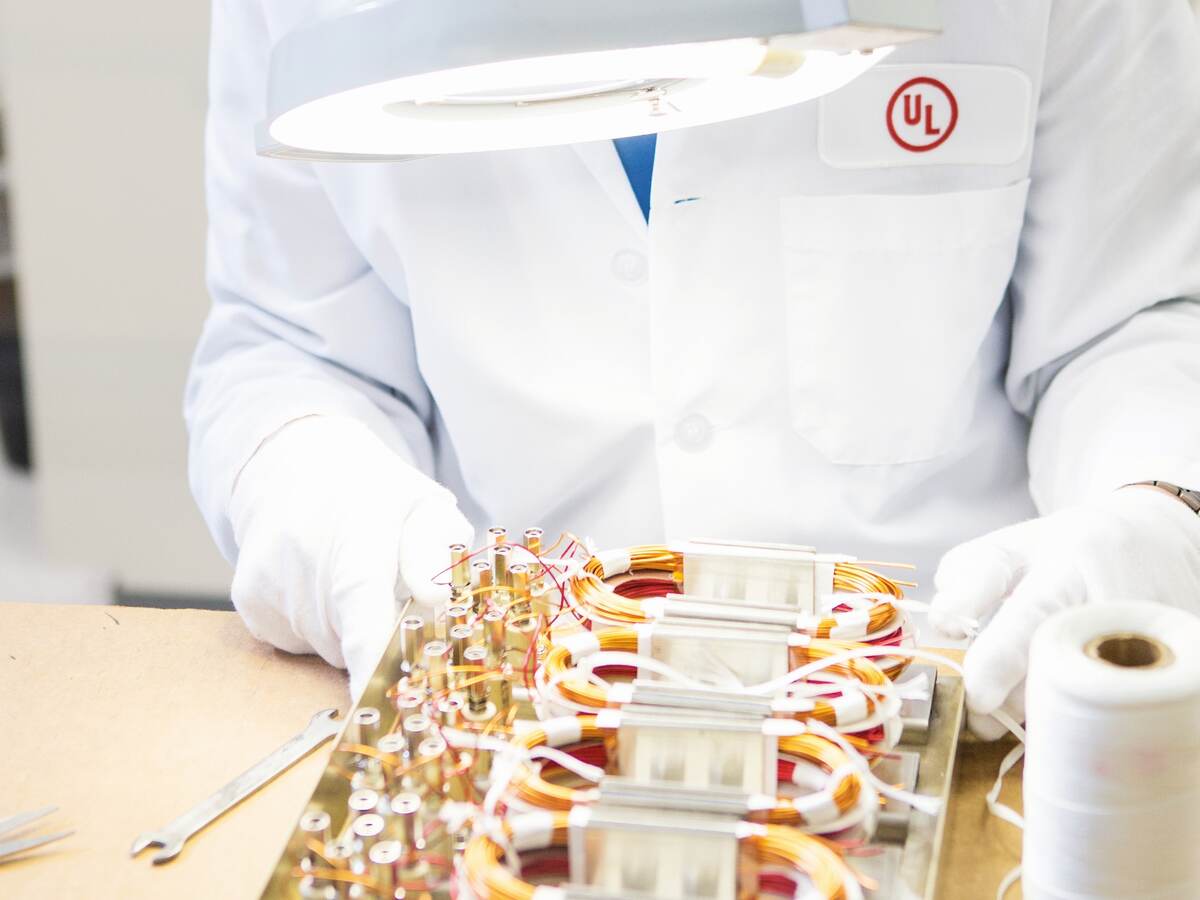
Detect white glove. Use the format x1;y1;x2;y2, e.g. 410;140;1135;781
929;487;1200;739
229;415;473;699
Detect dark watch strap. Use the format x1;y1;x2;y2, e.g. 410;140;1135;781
1132;480;1200;515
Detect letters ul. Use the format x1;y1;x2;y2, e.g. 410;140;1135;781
903;92;942;136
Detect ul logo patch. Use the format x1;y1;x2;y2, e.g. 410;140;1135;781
886;77;958;152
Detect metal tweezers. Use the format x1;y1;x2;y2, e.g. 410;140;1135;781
0;806;73;862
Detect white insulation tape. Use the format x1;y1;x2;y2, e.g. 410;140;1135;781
541;717;584;748
1023;603;1200;899
509;810;558;852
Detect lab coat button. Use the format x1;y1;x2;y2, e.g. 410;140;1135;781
611;249;648;284
675;414;713;452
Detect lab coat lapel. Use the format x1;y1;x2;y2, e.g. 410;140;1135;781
570;140;650;236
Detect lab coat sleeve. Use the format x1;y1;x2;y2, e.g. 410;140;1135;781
185;0;440;562
1010;0;1200;513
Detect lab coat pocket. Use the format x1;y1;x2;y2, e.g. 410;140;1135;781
780;180;1030;465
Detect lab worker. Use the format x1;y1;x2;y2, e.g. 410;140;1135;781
188;0;1200;730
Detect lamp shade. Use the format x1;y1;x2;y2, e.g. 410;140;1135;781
261;0;939;159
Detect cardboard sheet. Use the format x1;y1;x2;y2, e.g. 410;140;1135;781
0;604;345;899
0;603;1022;899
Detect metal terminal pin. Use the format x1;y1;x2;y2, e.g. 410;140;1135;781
510;563;531;617
298;809;332;869
483;609;506;666
463;646;490;714
449;624;473;668
351;813;386;844
376;734;406;785
422;643;451;696
347;789;381;815
524;526;545;591
324;838;354;865
368;840;402;897
422;640;449;695
351;708;381;748
402;714;431;759
492;544;512;591
462;697;497;726
392;689;423;720
417;736;449;795
446;604;470;631
472;561;493;613
495;664;513;712
399;616;425;673
298;876;338;900
523;527;544;551
449;543;471;593
469;739;493;782
350;762;386;794
487;526;508;546
434;694;464;729
389;793;421;849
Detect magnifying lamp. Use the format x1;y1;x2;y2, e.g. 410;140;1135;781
260;0;939;160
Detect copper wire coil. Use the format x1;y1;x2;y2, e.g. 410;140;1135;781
568;546;907;644
510;715;866;831
464;813;851;900
791;635;910;683
748;825;857;900
540;628;639;709
464;813;572;900
541;630;891;737
510;719;607;811
770;734;864;825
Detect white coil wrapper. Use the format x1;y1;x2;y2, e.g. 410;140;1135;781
1023;603;1200;899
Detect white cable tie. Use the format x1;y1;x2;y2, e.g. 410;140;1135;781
773;697;817;714
831;692;869;726
734;821;769;839
597;547;633;578
985;742;1026;832
541;716;584;748
594;708;623;730
559;630;601;662
527;745;605;784
790;789;842;827
829;610;872;639
510;811;558;852
641;596;668;619
995;865;1022;900
746;793;778;812
607;683;634;706
745;645;968;698
573;650;716;692
808;719;942;817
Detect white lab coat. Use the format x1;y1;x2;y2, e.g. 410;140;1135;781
188;0;1200;584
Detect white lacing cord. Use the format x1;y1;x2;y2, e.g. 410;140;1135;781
539;637;1028;894
980;708;1026;900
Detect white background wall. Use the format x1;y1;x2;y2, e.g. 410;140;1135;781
0;1;229;596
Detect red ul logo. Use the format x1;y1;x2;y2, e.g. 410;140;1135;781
886;76;958;152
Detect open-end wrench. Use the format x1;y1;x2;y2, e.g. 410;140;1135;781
130;708;342;864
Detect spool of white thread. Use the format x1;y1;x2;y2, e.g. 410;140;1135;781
1023;602;1200;899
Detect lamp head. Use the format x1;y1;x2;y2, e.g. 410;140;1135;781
260;0;940;160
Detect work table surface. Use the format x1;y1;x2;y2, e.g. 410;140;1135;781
0;603;1024;899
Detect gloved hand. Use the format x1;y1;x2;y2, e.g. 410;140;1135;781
228;415;473;699
929;486;1200;739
